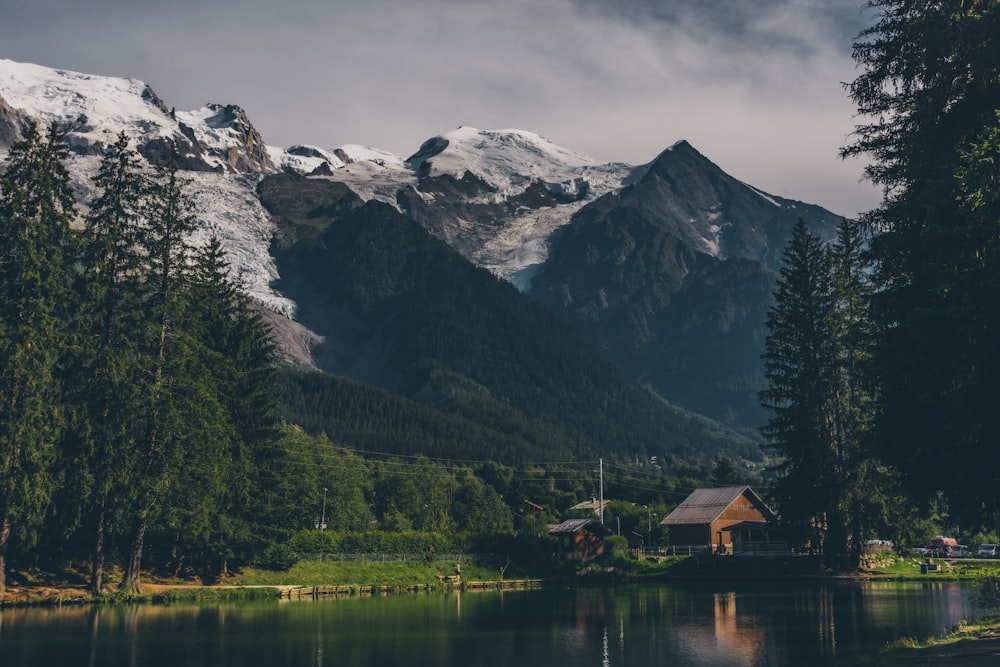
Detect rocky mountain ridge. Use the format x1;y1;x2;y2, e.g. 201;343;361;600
0;58;846;434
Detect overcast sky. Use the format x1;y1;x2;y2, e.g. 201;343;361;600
0;0;881;216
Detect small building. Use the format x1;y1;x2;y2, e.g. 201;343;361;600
660;486;777;554
569;497;611;516
548;518;609;561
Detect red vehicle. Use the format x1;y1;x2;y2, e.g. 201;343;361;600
926;536;958;554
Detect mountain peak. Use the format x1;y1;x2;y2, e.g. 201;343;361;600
405;126;597;192
0;59;274;173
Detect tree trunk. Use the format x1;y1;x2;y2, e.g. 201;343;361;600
0;514;11;597
120;511;148;595
90;497;106;595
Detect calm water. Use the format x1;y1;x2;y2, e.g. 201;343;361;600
0;581;978;666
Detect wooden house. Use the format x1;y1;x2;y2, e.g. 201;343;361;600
548;518;609;561
660;486;777;554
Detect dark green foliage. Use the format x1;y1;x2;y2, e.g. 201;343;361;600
0;122;77;594
277;367;576;461
287;530;459;555
70;132;150;594
843;0;1000;530
760;220;881;565
149;236;281;578
258;543;299;571
711;457;743;486
602;535;630;562
760;221;836;548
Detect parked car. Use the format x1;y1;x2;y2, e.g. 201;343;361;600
978;544;999;558
948;545;972;558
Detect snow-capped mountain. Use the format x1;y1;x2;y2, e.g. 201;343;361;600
0;58;846;431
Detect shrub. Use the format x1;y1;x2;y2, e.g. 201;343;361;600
603;535;630;561
973;572;1000;611
288;529;339;553
259;544;300;571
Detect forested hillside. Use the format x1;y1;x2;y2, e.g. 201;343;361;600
260;172;760;464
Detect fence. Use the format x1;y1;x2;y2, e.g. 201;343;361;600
296;552;474;563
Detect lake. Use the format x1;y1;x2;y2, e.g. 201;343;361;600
0;581;978;666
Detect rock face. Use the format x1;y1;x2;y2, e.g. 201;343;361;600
0;93;28;149
201;103;273;173
141;103;275;174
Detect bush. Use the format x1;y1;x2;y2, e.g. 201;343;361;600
603;535;630;561
285;529;461;556
258;544;300;571
288;529;338;553
973;572;1000;611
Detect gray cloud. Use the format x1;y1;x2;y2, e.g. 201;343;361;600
0;0;880;215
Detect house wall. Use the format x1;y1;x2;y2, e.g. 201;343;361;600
573;529;606;561
709;492;772;549
667;524;711;547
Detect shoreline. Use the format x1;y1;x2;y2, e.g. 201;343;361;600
5;578;1000;666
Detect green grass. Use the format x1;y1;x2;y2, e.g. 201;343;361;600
866;556;1000;580
234;559;518;588
868;616;1000;665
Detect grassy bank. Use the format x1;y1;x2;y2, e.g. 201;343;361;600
865;556;1000;581
9;552;1000;607
868;616;1000;665
235;559;512;588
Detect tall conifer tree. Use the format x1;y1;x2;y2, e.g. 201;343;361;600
162;236;278;576
73;132;149;594
120;160;197;594
760;220;837;555
0;123;77;594
843;0;1000;527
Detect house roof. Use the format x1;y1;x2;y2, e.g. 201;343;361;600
548;518;601;535
660;486;775;526
720;520;773;533
569;498;611;512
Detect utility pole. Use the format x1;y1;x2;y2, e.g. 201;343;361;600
647;507;654;547
599;458;605;525
320;487;328;530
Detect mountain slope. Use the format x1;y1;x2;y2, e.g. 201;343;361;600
526;143;845;430
259;172;759;463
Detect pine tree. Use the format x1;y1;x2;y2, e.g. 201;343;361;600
163;236;278;576
0;123;77;594
120;160;198;595
843;0;1000;527
828;220;881;565
760;220;837;555
72;132;150;594
761;219;883;565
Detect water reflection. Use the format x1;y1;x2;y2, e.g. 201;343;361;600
0;581;980;667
